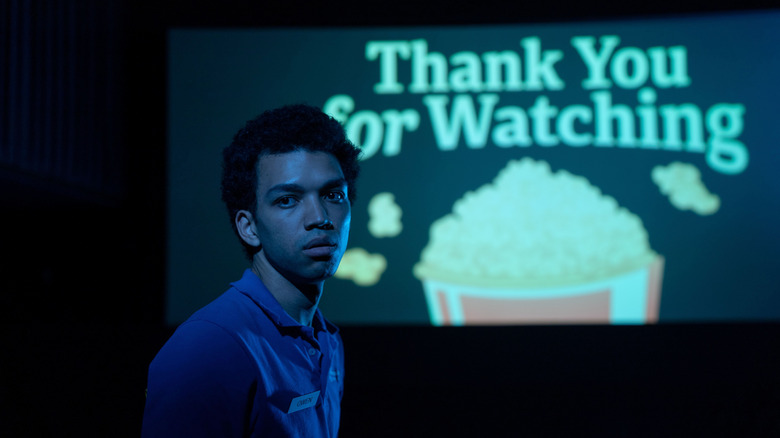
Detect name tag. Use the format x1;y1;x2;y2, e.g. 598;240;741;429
287;391;320;413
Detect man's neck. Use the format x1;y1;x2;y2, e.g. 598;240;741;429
251;256;323;327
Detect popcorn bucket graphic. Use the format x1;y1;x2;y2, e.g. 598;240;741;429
420;257;664;325
415;158;664;325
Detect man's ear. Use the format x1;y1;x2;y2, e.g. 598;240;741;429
235;210;261;249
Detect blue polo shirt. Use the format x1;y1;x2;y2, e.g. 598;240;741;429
142;269;344;437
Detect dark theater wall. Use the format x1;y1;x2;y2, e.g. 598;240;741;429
2;0;779;436
2;1;165;435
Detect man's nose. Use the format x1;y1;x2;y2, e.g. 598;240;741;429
304;197;333;230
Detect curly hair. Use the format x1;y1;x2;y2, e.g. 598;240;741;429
221;104;361;259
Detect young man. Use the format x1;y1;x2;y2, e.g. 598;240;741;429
142;104;360;437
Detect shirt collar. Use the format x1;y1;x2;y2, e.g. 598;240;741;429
231;269;339;336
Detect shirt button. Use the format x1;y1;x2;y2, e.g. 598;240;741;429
308;348;317;356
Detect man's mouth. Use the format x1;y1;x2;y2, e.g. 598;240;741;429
303;237;337;258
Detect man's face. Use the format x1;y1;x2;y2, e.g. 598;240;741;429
252;150;351;286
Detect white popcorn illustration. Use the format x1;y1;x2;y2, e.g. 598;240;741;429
413;158;664;325
368;192;403;238
652;162;720;215
335;248;387;287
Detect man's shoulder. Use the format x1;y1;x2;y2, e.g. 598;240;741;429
188;286;256;323
160;287;270;351
183;286;278;340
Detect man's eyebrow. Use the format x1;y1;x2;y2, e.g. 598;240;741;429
320;178;348;190
266;183;304;196
264;178;348;197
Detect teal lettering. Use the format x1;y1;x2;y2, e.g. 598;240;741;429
424;94;499;150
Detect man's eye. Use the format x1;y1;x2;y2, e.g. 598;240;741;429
325;191;346;202
276;196;297;207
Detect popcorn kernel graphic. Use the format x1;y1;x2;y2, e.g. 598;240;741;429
368;192;403;238
652;162;720;215
335;248;387;287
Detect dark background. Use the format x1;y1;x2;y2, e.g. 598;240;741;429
3;0;779;436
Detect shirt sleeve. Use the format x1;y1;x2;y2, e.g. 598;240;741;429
142;320;258;437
